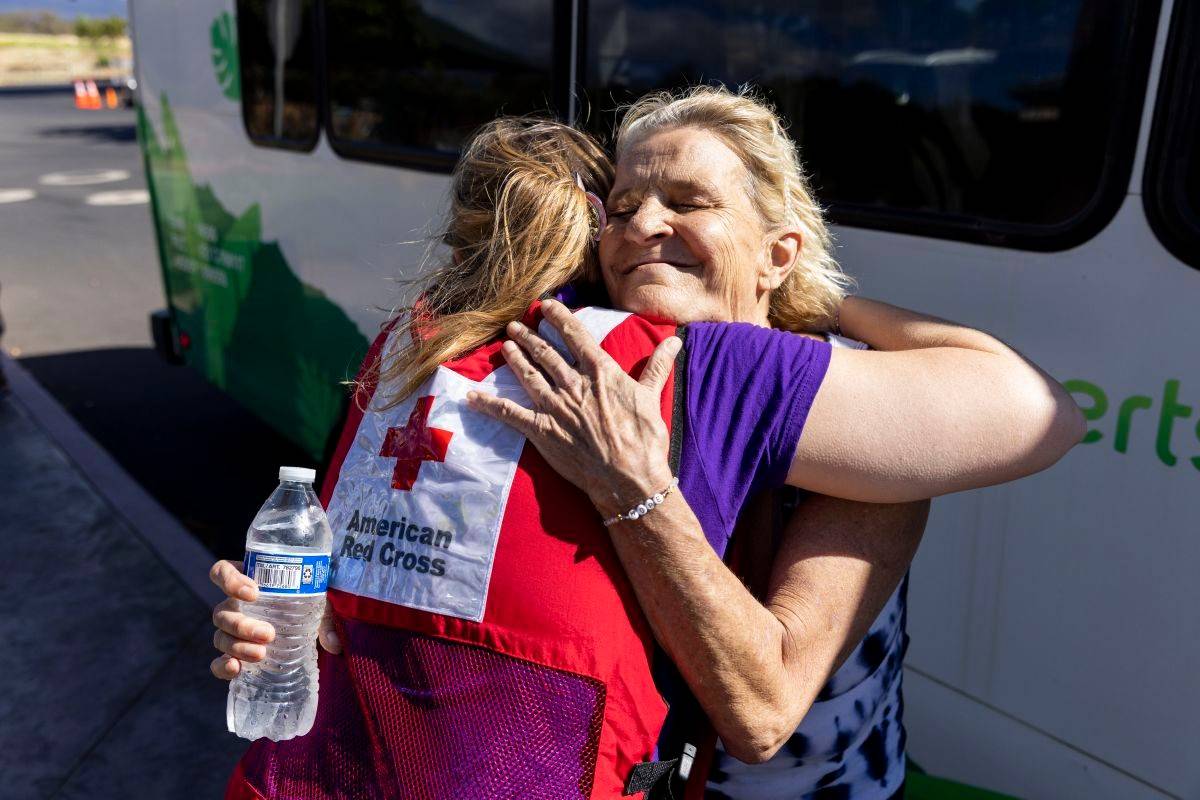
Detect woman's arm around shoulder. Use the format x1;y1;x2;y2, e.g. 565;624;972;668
787;298;1086;502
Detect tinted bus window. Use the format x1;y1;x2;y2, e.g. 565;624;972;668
325;0;558;169
584;1;1155;249
1145;0;1200;270
236;0;320;149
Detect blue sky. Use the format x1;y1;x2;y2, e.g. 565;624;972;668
0;0;126;18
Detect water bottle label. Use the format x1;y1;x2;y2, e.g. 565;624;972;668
244;549;330;596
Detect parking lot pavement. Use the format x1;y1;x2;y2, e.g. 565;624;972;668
0;355;248;799
0;90;161;359
1;87;316;562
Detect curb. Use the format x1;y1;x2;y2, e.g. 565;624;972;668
1;351;221;606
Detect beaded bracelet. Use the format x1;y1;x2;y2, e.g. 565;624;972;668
602;477;680;527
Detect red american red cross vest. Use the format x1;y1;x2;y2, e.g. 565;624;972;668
226;304;710;800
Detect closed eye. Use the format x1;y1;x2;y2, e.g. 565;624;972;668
669;199;713;212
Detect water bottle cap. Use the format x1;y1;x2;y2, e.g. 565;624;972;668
279;466;316;484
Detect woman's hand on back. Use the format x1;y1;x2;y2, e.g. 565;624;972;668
208;559;342;681
466;299;680;518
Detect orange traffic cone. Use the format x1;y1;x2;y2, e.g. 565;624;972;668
73;81;87;109
105;86;118;109
85;80;102;110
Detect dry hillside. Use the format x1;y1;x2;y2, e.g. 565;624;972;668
0;32;131;86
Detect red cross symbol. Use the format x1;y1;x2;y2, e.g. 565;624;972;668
379;395;453;491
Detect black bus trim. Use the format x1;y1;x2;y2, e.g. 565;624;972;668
1143;0;1200;270
240;0;1162;256
235;0;322;154
818;0;1162;252
318;0;573;175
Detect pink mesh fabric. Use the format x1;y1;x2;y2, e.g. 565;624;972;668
240;620;607;799
239;640;385;799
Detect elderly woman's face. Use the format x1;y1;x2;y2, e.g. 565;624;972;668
599;126;773;324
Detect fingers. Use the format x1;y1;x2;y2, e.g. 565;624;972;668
540;299;607;371
211;654;240;680
213;628;268;662
466;390;538;437
317;607;342;654
212;596;273;670
505;319;580;392
639;336;682;393
211;602;339;681
499;339;557;407
209;559;258;601
212;597;275;644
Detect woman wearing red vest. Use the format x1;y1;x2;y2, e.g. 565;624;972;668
210;101;1081;799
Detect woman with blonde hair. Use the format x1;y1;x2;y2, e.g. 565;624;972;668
210;99;1080;799
470;85;1084;798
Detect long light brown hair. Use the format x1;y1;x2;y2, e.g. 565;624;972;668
372;117;613;408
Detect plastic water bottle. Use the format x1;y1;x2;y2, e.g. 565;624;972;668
227;466;332;741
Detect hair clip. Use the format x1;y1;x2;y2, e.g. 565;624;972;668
575;173;608;243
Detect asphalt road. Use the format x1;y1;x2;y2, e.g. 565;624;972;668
0;89;309;558
0;88;158;356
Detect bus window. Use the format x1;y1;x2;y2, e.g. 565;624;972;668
1145;0;1200;270
583;1;1157;250
236;0;320;150
324;0;559;170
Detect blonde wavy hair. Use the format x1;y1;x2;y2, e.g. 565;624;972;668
372;117;612;408
616;84;852;332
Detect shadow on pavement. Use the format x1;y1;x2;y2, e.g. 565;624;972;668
19;346;315;559
0;84;74;96
0;391;248;800
38;123;137;143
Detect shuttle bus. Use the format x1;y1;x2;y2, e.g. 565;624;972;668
128;1;1198;797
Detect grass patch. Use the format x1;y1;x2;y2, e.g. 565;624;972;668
0;33;82;48
0;33;130;85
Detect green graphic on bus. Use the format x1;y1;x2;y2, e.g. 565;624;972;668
1066;378;1200;470
138;96;368;458
211;11;241;101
